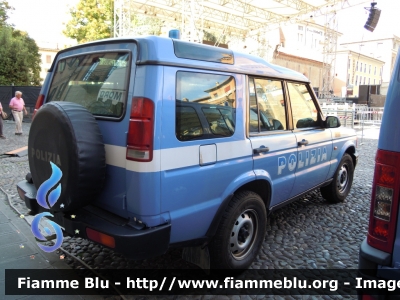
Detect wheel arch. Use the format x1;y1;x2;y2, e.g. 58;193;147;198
320;148;355;203
345;145;358;168
206;178;271;239
236;179;271;211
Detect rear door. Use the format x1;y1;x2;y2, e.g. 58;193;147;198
45;46;135;217
287;82;333;197
248;77;298;207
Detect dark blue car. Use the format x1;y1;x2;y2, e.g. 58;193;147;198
358;49;400;298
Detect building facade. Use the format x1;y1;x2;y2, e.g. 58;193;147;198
339;35;400;95
335;50;384;97
38;47;59;84
271;51;324;94
235;20;339;96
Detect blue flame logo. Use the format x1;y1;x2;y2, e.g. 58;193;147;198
36;162;62;209
31;162;64;252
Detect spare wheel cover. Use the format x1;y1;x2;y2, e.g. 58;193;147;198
28;102;106;212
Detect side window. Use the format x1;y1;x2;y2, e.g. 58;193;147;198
176;71;236;141
249;77;286;133
287;82;319;129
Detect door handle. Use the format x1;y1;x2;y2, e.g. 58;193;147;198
253;147;270;154
298;139;309;146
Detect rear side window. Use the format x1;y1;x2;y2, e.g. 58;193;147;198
176;71;236;141
48;51;131;118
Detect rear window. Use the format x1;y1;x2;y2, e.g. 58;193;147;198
47;51;131;118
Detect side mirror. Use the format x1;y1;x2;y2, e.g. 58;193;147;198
325;116;341;128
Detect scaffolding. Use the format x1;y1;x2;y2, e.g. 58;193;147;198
319;4;339;99
113;0;340;41
114;0;133;37
180;0;204;42
113;0;364;90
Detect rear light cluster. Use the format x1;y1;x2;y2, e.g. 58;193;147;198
126;97;154;162
32;94;45;119
367;149;400;253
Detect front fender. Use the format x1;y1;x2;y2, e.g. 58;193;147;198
328;137;357;179
254;168;273;183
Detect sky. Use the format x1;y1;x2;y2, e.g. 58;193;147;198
7;0;79;48
332;0;400;42
5;0;400;48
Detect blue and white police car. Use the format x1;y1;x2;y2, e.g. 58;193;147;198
17;34;358;269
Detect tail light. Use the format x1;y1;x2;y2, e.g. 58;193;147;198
367;149;400;253
32;94;45;119
126;97;154;162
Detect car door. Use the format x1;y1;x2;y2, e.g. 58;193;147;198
248;77;298;208
287;81;333;197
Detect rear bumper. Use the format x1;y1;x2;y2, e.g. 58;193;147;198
358;238;400;299
17;180;171;260
359;238;391;269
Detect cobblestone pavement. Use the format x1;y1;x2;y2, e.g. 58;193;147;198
0;120;379;299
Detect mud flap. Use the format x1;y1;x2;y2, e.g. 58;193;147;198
182;246;210;272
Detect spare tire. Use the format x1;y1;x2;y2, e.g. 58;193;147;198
28;102;106;212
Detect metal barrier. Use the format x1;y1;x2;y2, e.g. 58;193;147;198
354;106;384;126
320;103;384;129
321;103;355;128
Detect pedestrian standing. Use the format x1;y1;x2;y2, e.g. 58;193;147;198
9;91;27;135
0;102;5;139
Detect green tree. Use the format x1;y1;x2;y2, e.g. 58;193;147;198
64;0;114;43
0;0;12;28
0;26;41;85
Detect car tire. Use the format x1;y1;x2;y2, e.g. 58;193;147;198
28;102;106;212
320;153;354;203
209;190;266;269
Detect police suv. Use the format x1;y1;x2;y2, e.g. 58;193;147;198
17;34;358;270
